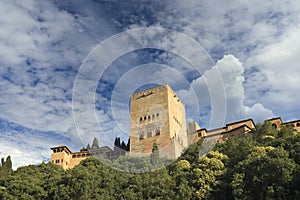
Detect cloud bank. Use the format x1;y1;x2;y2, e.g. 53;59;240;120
0;0;299;168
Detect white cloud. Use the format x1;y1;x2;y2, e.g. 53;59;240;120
184;55;274;127
107;0;300;121
217;55;274;123
152;0;300;122
0;1;120;168
245;25;300;120
0;0;117;134
0;119;72;169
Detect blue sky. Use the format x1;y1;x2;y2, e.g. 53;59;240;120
0;0;300;168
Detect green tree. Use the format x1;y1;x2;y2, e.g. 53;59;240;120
180;138;204;163
126;138;130;151
253;121;278;143
0;155;13;189
150;143;159;165
215;136;254;168
1;164;48;199
192;151;228;199
168;159;193;199
0;156;12;173
278;124;294;138
231;147;296;199
269;134;300;164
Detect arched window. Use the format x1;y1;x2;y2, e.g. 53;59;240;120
296;122;300;127
272;124;277;129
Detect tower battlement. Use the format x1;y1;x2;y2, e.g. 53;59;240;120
130;84;184;105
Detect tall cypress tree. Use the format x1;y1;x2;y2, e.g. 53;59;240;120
126;138;130;151
1;157;4;168
0;156;12;173
121;141;126;150
5;156;12;172
150;143;159;165
86;143;91;150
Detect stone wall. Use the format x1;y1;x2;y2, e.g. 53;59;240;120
129;84;188;159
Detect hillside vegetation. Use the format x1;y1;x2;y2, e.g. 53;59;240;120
0;121;300;199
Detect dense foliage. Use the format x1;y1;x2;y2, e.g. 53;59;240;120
1;121;300;199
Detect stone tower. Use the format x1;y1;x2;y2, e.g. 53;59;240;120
129;84;187;159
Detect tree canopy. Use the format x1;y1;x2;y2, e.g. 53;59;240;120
1;121;300;199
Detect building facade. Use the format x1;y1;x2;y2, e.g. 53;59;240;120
191;118;256;143
267;117;300;132
50;84;300;169
50;146;91;170
50;145;123;170
129;84;188;159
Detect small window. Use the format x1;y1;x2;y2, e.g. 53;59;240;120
297;122;300;127
148;115;151;120
147;132;152;138
156;113;159;117
156;129;160;136
144;116;147;120
152;114;155;119
140;134;144;140
140;117;142;121
61;159;63;162
272;124;277;129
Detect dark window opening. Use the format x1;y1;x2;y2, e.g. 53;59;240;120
156;129;160;136
148;115;150;120
272;124;277;129
297;122;300;127
144;116;147;120
140;117;142;121
147;132;152;138
140;134;144;140
156;113;159;117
